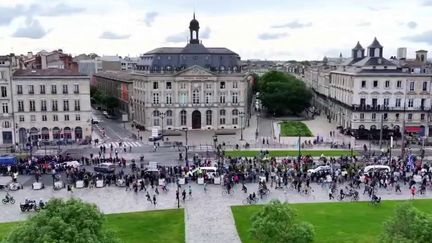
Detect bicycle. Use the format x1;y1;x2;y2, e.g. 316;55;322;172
222;188;233;196
242;197;258;205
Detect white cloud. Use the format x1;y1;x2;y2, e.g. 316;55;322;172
272;20;312;29
403;30;432;44
100;31;131;39
201;27;211;39
12;17;50;39
258;32;288;40
165;31;188;43
407;21;417;29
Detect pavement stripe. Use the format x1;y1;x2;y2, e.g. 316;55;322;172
132;142;141;147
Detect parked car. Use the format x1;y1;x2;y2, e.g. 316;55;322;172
102;111;114;119
94;163;115;173
307;165;331;175
91;117;100;124
61;161;81;168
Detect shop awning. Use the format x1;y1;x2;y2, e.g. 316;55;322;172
405;126;421;133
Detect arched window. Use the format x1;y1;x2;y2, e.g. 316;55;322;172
166;110;173;117
153;110;160;117
232;109;238;116
206;110;212;126
3;121;10;128
220;109;226;116
192;89;200;104
219;109;226;125
166;110;173;126
180;110;187;126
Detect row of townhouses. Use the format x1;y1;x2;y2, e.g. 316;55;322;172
297;38;432;140
0;55;91;151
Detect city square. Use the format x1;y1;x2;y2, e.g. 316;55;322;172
1;1;432;243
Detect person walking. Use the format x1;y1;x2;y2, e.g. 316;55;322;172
411;186;416;199
153;194;157;206
328;187;334;200
182;189;186;201
188;185;192;198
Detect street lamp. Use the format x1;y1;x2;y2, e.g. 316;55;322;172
297;130;301;161
212;135;218;149
182;127;189;165
239;112;245;141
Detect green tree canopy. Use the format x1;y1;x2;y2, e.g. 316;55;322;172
3;198;120;243
258;71;312;115
104;96;120;113
250;200;314;243
380;202;432;243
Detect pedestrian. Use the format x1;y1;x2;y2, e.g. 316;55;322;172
155;187;159;195
182;189;186;201
153;194;157;205
328;187;334;200
411;186;416;199
188;185;192;198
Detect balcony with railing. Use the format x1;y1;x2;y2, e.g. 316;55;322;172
352;104;432;112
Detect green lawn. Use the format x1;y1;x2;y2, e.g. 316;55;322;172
225;149;357;158
280;121;313;137
0;209;185;243
232;199;432;243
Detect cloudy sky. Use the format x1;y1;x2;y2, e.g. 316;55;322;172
0;0;431;60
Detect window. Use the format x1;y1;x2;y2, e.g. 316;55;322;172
395;98;401;107
373;80;378;88
192;90;200;104
180;83;186;89
232;117;238;125
421;113;425;121
28;85;34;94
51;85;57;94
166;82;172;90
166;110;173;126
76;114;81;121
372;113;376;120
3;121;10;128
17;85;23;94
232;92;238;103
179;92;188;105
52;100;58;111
153;82;159;90
153;93;160;104
205;92;212;104
232;109;239;116
233;81;238;89
220;117;226;125
62;84;68;94
395;113;400;120
205;83;212;89
397;80;402;88
64;114;70;121
385;80;390;88
2;103;8;113
74;84;79;94
166;94;172;104
409;82;414;91
408;113;413;120
74;100;80;111
423;82;427;91
19;115;24;122
206;110;212;125
29;100;36;112
53;115;58;121
361;80;366;88
63;100;69;111
219;93;226;103
41;100;47;111
42;115;47;121
30;115;36;122
408;99;414;107
220;82;226;89
40;85;45;94
220;109;226;116
18;100;24;112
383;98;389;107
1;87;7;97
360;113;364;120
180;110;187;126
383;113;388;120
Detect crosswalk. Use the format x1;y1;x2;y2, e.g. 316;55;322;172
94;141;143;149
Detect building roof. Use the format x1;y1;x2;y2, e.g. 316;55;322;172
145;45;237;55
368;37;383;48
13;68;84;77
352;57;396;67
94;71;138;82
416;50;428;53
352;41;364;50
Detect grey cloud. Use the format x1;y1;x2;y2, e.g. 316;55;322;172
258;32;288;40
403;30;432;44
357;22;371;27
368;6;390;11
0;5;25;25
166;31;188;43
12;17;50;39
422;0;432;6
100;31;131;39
144;12;158;27
201;27;211;39
407;21;418;29
272;20;312;29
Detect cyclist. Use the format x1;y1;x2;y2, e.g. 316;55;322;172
242;184;247;193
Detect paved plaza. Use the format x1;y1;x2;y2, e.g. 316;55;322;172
1;180;431;243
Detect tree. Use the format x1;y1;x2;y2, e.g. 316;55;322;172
250;200;314;243
3;198;120;243
104;96;120;113
258;71;312;115
380;202;432;243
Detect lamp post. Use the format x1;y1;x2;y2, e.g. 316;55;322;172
239;112;245;141
182;127;189;165
297;131;301;161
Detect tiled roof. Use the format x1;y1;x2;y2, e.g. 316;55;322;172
13;68;83;77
